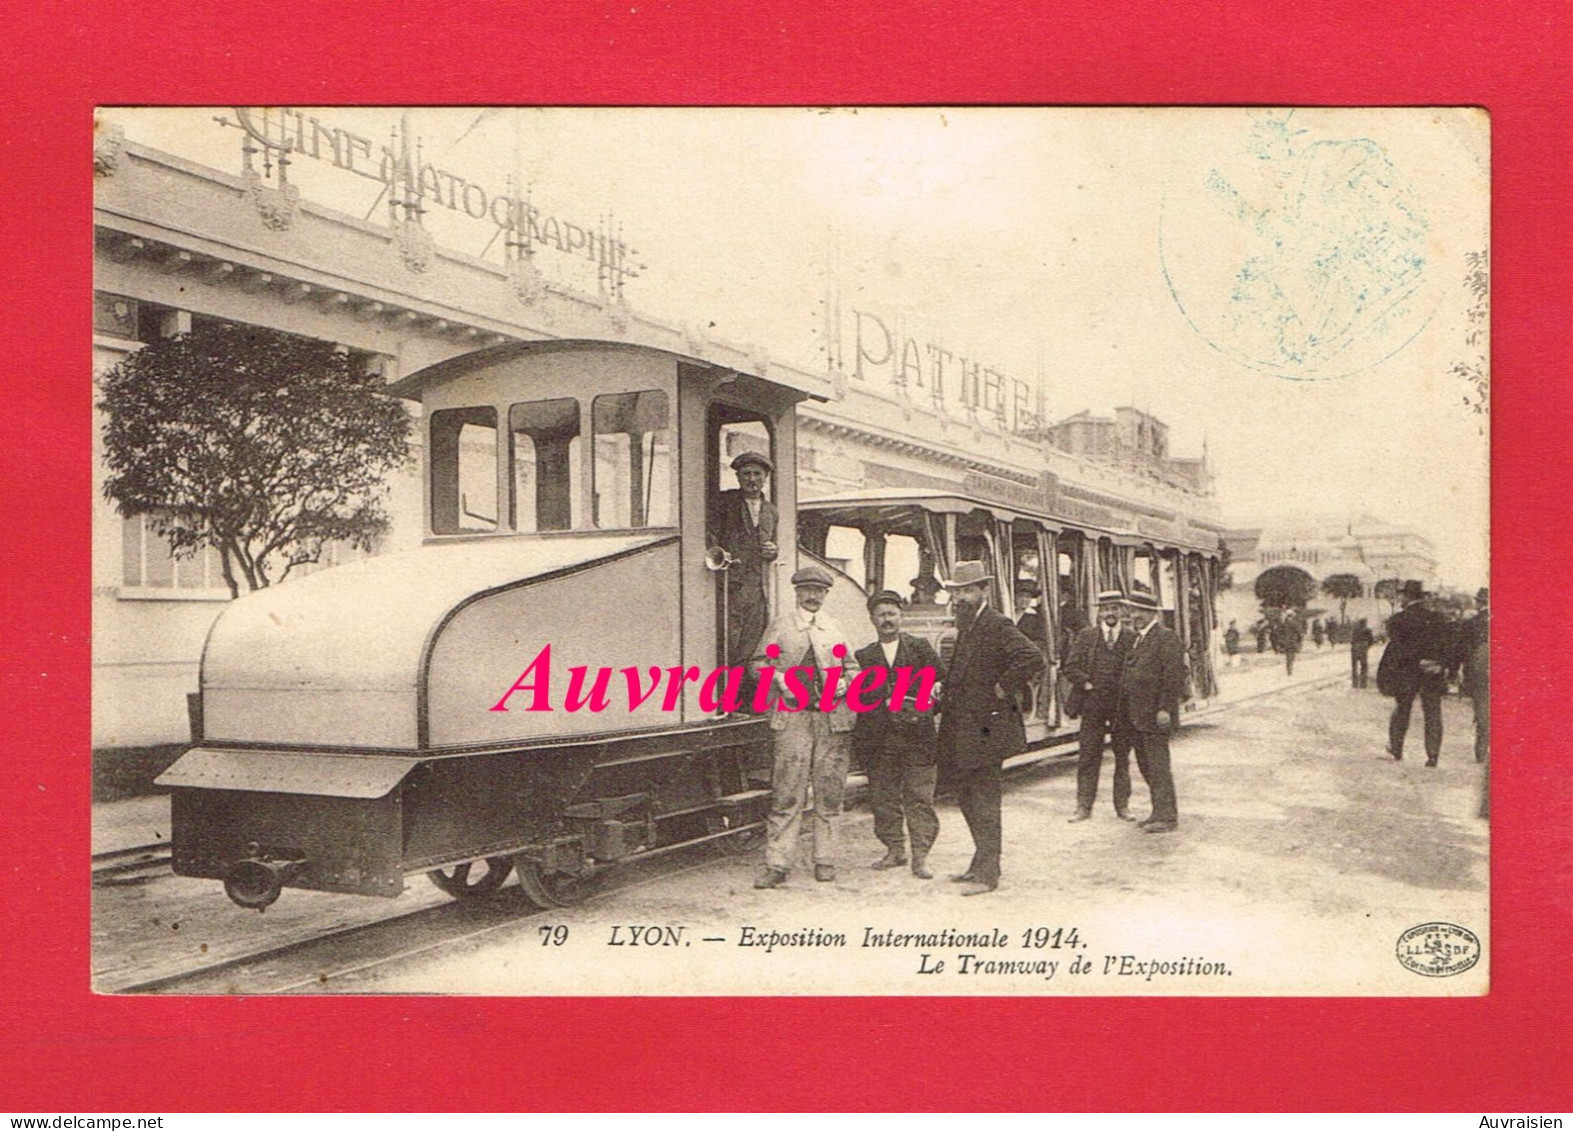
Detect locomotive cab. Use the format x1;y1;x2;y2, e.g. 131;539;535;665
158;340;830;909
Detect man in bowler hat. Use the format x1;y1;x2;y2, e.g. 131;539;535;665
1377;580;1452;766
1064;590;1138;823
710;450;779;666
853;591;943;878
934;561;1042;895
1119;592;1188;833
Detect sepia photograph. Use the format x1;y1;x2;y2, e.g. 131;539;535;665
90;105;1489;997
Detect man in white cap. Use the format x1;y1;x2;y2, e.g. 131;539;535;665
1063;590;1138;822
934;560;1042;895
710;450;779;665
752;565;860;889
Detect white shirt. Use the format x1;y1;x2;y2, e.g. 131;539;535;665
745;495;763;525
880;638;901;666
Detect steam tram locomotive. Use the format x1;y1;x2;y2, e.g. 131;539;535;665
159;339;1220;910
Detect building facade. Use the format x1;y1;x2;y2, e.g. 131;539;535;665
1217;515;1439;630
93;123;1223;751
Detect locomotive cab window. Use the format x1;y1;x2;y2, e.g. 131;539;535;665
592;389;673;529
510;397;582;532
430;406;499;535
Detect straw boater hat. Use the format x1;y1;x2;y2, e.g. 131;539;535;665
943;561;992;589
1124;591;1159;610
1096;589;1126;605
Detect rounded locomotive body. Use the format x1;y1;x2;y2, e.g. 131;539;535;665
160;340;829;908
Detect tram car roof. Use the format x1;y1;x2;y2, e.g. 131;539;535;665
384;336;834;403
802;488;1220;554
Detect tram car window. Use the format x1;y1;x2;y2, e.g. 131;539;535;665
508;397;581;532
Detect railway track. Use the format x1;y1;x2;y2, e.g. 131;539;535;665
108;838;745;994
96;673;1337;993
92;842;173;886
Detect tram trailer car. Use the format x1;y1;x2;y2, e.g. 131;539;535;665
158;340;837;910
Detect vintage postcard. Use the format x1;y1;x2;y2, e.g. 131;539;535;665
91;106;1489;996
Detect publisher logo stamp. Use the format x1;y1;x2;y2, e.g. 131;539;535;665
1396;922;1481;977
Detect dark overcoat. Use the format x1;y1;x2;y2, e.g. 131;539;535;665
1121;623;1188;734
710;489;779;662
936;605;1042;771
851;634;942;765
1376;602;1452;697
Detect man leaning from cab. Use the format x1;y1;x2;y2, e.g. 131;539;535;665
752;565;861;889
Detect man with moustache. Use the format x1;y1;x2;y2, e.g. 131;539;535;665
710;450;779;666
1064;591;1138;823
852;591;943;879
1120;592;1188;833
751;565;860;890
934;561;1043;895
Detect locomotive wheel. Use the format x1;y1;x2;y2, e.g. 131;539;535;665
427;856;513;899
515;858;591;909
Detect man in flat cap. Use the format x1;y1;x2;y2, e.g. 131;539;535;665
934;561;1042;895
752;565;861;889
853;590;944;878
1377;580;1452;766
1119;592;1187;833
710;450;779;665
1064;590;1138;823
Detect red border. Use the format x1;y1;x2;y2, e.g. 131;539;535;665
6;0;1570;1112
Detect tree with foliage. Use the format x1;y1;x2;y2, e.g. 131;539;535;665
100;323;412;598
1320;573;1364;623
1254;564;1316;610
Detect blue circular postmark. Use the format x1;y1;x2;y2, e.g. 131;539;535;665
1159;111;1438;382
1396;921;1481;977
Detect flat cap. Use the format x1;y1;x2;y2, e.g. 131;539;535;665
790;565;834;589
867;589;907;611
730;450;774;474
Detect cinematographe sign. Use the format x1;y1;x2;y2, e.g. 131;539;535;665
220;107;643;287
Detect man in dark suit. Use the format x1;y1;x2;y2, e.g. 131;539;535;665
1064;589;1138;823
853;591;944;879
709;450;779;666
1458;587;1490;766
935;560;1043;895
1272;609;1304;676
1377;580;1452;766
1350;618;1375;689
1120;592;1188;833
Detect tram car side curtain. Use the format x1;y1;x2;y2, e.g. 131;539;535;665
924;513;955;583
1038;524;1060;725
1097;538;1133;599
1187;553;1220;700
